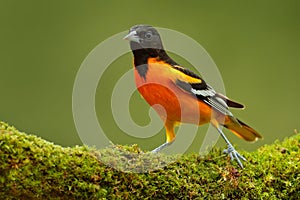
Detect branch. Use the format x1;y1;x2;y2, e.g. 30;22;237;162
0;121;299;199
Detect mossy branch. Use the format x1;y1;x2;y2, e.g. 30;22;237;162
0;121;299;199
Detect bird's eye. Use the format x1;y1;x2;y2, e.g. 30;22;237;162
145;32;152;39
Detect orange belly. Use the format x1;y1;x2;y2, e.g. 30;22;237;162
134;63;212;125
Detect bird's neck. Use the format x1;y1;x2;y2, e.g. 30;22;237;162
131;43;177;79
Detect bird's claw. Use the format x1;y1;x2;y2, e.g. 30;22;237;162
223;144;246;168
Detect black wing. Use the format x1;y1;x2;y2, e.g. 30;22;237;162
176;79;235;116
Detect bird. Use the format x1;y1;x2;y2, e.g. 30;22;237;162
124;24;262;168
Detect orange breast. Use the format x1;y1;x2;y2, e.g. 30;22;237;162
134;60;212;125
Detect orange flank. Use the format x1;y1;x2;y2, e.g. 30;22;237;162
135;57;212;143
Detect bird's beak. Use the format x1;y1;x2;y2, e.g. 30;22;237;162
123;30;140;43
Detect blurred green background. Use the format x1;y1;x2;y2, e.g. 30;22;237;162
1;0;299;152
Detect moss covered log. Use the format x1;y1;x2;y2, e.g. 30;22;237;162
0;121;299;199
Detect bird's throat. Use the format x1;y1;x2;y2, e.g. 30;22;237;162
132;48;150;80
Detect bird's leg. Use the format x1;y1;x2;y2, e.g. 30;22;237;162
151;120;176;153
151;141;173;153
215;126;247;168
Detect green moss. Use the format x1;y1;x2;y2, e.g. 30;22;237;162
0;121;299;199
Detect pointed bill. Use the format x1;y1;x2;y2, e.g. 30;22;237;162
123;30;140;43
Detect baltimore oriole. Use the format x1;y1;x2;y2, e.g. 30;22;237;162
124;25;262;168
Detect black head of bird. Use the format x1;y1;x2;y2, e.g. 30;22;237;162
124;25;164;52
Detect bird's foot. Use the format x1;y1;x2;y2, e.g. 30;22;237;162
223;144;247;168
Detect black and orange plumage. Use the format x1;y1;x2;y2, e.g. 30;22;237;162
124;25;262;168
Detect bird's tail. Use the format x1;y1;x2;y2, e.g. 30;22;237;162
223;116;263;142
